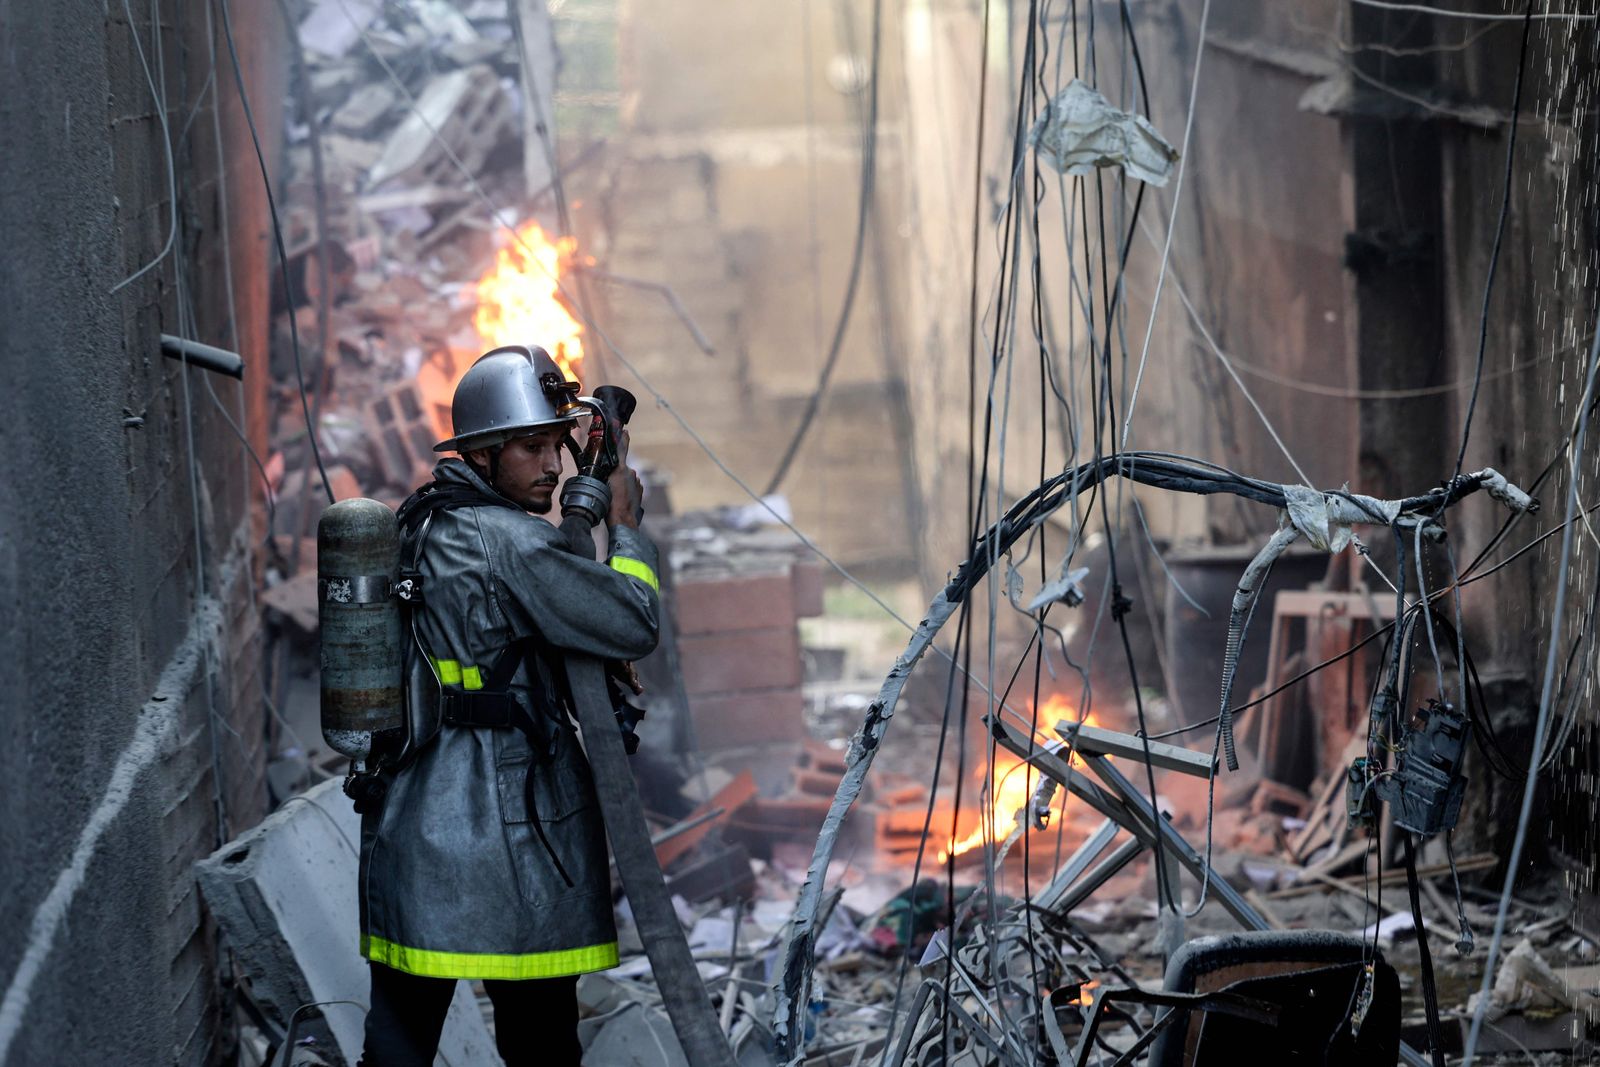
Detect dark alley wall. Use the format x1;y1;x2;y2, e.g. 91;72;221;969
1123;3;1599;891
1429;11;1600;904
0;2;278;1062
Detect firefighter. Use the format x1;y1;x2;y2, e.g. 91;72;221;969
357;346;658;1066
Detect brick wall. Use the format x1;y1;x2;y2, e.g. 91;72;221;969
676;561;823;750
569;0;925;578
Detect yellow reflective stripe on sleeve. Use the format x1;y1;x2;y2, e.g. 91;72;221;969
608;555;660;593
431;658;463;685
461;665;483;691
361;934;619;980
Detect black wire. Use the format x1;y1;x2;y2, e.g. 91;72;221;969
1065;0;1173;917
945;605;978;1058
874;6;993;1058
1444;0;1536;499
1022;0;1064;1022
200;348;277;533
1145;597;1525;782
1390;525;1410;716
1462;500;1600;586
762;0;882;496
216;0;335;507
950;0;1047;1044
1144;622;1393;740
1403;832;1448;1067
1428;611;1523;782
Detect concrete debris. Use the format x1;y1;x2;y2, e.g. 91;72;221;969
1469;938;1600;1021
1459;939;1600;1054
584;1002;691;1067
236;8;1574;1066
331;83;399;137
297;0;380;59
367;65;514;189
195;780;497;1066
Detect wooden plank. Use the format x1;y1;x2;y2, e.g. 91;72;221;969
1270;590;1399;620
1266;853;1497;900
1304;840;1368;880
1053;721;1218;778
1287;768;1345;858
657;771;757;869
1246;889;1289;931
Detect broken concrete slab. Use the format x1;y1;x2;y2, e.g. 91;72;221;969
195;779;497;1066
366;65;514;190
584;1001;691;1067
331;82;397;137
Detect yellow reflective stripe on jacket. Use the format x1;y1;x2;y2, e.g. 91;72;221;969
608;555;660;593
430;658;488;689
361;933;619;980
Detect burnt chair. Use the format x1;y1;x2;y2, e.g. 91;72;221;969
1146;930;1401;1066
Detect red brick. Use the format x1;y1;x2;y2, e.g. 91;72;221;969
793;768;840;797
877;807;951;835
674;571;797;635
878;784;929;808
688;686;806;748
731;795;833;841
791;560;825;617
678;627;801;694
655;771;758;869
797;739;848;775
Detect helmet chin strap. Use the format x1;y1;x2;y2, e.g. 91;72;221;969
485;444;504;491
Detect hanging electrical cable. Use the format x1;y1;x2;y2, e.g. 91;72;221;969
216;0;335;507
761;0;883;497
1444;0;1535;500
1463;301;1600;1067
774;452;1535;1061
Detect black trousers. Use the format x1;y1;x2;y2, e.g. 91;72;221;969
357;962;581;1067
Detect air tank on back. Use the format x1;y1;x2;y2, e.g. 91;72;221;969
318;498;403;769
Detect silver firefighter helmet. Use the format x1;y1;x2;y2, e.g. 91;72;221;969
433;345;580;453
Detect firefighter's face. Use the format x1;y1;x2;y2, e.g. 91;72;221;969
470;428;567;513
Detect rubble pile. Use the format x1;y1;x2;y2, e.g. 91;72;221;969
265;0;559;527
235;8;1597;1066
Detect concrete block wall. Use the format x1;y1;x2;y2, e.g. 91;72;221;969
0;2;279;1063
675;563;822;749
568;0;924;579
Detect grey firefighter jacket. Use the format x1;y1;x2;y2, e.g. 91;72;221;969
359;457;661;980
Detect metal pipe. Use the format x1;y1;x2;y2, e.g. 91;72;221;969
160;334;244;379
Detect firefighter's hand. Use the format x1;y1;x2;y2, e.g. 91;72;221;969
608;430;643;528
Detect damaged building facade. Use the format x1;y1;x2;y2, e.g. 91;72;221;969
3;0;1598;1065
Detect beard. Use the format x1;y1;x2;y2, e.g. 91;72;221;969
522;480;558;514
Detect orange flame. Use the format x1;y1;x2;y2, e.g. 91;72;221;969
471;220;585;380
416;220;586;452
938;695;1098;863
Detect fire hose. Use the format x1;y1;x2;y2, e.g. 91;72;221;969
319;369;736;1065
557;386;738;1067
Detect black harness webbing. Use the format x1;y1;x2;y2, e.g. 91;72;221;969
395;479;577;886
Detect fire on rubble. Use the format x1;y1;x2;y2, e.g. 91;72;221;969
938;695;1100;863
471;219;586;379
416;219;587;438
